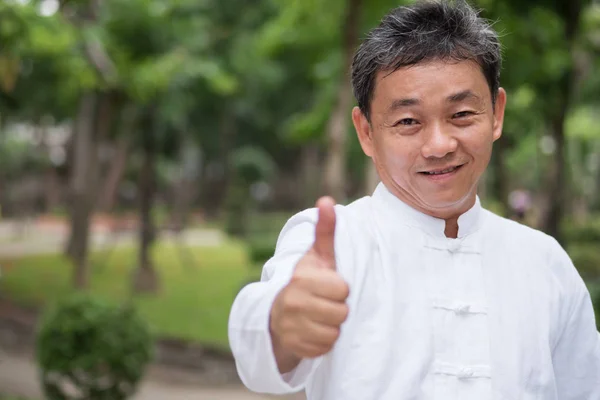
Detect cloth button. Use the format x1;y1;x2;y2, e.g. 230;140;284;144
454;304;471;315
458;368;474;379
448;240;461;253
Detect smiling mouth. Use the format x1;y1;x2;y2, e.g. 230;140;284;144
419;164;465;175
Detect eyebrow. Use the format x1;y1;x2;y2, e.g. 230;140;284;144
387;98;420;113
386;90;484;114
447;90;484;104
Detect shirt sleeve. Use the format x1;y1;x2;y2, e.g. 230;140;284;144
551;241;600;399
227;208;325;394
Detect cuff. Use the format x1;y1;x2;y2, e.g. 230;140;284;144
229;280;318;394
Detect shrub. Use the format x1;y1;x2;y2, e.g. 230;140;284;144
248;235;278;265
591;285;600;330
568;244;600;282
563;216;600;245
36;294;153;400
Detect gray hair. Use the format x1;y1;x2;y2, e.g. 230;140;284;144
351;0;502;121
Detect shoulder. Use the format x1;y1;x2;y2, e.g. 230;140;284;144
482;210;582;288
483;210;559;252
277;195;374;240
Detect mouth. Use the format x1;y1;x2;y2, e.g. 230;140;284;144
419;163;465;176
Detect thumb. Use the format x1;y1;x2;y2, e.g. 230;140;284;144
312;196;337;269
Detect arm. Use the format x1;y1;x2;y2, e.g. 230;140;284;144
551;243;600;399
227;211;322;394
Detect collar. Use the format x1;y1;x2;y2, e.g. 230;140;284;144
372;182;483;239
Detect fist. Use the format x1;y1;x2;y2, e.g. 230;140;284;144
270;197;350;360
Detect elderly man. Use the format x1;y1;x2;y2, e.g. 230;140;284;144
228;1;600;399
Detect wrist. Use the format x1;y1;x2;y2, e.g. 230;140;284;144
269;305;301;374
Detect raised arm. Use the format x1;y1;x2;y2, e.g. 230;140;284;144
228;197;350;394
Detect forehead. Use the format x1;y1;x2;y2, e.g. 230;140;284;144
372;59;490;108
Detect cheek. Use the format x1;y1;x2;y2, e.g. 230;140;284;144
459;127;495;161
375;139;415;180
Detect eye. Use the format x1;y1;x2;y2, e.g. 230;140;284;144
453;111;476;119
394;118;419;127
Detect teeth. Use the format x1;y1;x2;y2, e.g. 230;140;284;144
426;166;457;175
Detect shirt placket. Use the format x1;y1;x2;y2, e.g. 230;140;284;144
423;234;492;400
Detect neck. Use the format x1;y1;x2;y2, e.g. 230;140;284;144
444;217;459;238
378;179;478;238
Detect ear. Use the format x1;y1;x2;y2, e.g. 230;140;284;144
492;88;507;142
352;106;374;157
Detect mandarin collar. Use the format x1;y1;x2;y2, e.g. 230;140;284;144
372;183;483;239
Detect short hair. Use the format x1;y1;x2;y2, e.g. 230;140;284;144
351;0;502;121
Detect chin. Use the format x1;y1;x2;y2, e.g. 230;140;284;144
420;192;473;212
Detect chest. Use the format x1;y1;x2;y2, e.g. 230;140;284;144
321;229;561;399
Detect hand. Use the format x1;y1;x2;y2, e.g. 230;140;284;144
270;197;350;366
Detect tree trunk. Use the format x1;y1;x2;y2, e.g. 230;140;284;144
44;167;61;213
540;0;584;244
66;92;116;288
542;108;568;242
322;0;363;202
98;137;129;211
132;121;159;294
491;135;510;215
98;103;137;211
66;93;97;289
170;139;200;230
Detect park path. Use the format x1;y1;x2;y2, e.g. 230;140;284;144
0;220;224;259
0;351;305;400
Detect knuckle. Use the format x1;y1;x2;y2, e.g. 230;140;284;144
321;344;334;355
339;304;350;322
329;327;341;342
281;294;301;312
340;281;350;298
291;267;313;286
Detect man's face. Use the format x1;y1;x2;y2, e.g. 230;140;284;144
353;59;507;219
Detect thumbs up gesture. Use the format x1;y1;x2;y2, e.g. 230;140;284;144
270;197;350;370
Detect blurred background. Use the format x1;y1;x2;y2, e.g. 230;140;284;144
0;0;599;399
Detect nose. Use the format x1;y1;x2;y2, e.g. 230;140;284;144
420;123;458;159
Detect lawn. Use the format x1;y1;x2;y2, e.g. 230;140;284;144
0;239;263;350
0;231;597;352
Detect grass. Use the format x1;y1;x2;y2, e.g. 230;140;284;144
0;239;258;350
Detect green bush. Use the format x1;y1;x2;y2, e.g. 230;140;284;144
591;285;600;330
248;235;278;265
36;294;154;400
563;216;600;245
568;244;600;282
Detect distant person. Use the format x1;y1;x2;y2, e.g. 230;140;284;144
228;1;600;399
508;189;532;222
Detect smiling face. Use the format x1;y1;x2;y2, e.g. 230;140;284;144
353;59;507;220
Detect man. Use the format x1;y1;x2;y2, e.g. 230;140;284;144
228;1;600;399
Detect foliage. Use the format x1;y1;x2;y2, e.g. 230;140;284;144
563;216;600;245
567;243;600;282
36;293;153;400
593;286;600;329
223;146;278;237
230;145;277;185
247;235;278;265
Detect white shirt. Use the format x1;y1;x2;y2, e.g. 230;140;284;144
228;183;600;399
